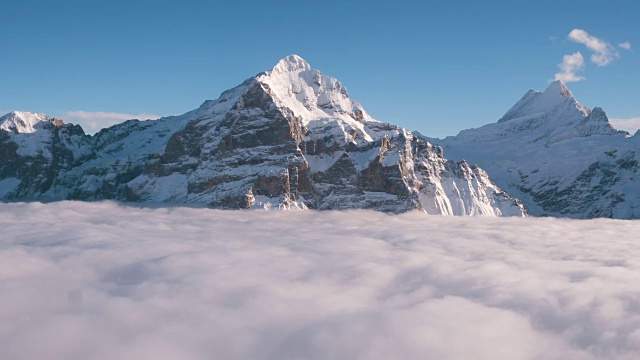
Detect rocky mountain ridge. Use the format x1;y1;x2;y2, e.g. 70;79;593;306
0;55;526;216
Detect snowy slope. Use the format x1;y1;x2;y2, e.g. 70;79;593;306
0;56;525;216
428;80;639;218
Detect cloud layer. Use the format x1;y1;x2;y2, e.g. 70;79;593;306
2;202;640;360
62;110;161;134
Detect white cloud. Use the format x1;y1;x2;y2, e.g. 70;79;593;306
610;117;640;134
61;110;161;134
619;41;632;50
2;201;640;359
554;52;586;83
568;29;619;66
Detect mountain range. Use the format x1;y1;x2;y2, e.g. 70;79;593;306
0;55;526;216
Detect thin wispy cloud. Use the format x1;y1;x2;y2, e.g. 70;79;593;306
619;41;632;50
554;52;586;83
62;110;161;134
610;116;640;134
2;201;640;359
568;29;619;66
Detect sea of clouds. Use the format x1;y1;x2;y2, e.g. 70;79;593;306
1;201;640;360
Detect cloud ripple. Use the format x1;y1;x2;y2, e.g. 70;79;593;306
1;202;640;359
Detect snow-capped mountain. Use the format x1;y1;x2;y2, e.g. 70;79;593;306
0;55;525;216
427;80;639;218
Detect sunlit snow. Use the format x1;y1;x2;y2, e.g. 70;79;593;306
1;201;640;359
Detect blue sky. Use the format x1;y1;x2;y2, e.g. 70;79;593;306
1;0;638;137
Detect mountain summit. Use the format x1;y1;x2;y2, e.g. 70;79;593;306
0;56;525;216
545;80;574;98
498;80;590;123
431;81;638;218
271;54;312;72
0;111;64;133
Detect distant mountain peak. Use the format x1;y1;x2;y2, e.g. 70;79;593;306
0;111;63;133
271;54;312;73
590;106;607;118
544;80;574;98
498;80;588;123
575;106;626;137
3;110;32;118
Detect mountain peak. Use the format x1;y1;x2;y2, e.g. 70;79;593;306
257;55;376;128
0;111;62;133
573;105;623;137
590;106;606;117
544;80;573;98
498;80;587;123
3;110;29;118
272;54;311;73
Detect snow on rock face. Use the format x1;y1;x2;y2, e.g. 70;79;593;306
0;111;93;199
258;54;377;143
414;141;526;216
0;56;525;216
575;107;621;137
431;80;638;219
498;80;590;124
0;111;62;133
271;54;312;73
